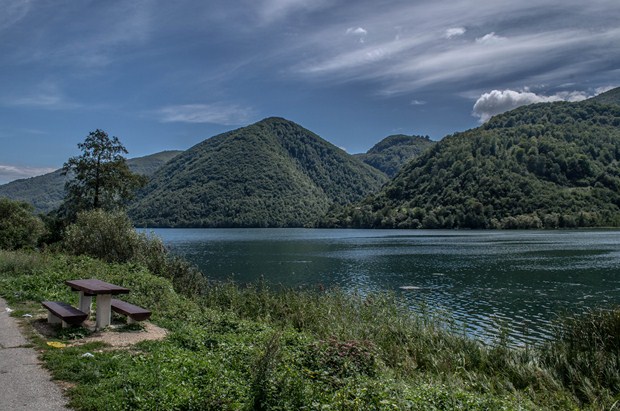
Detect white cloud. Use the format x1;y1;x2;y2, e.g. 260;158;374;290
346;27;368;43
346;27;368;36
595;85;616;95
472;89;592;122
411;99;426;105
475;32;506;44
158;104;256;126
0;164;56;184
444;27;465;39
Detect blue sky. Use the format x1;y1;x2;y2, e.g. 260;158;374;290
1;0;619;184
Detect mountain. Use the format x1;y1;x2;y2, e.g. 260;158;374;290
0;151;182;213
129;117;389;227
330;90;620;229
590;87;620;105
355;134;435;177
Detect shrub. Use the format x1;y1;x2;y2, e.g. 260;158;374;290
63;209;141;263
62;209;208;298
0;198;46;250
63;209;169;265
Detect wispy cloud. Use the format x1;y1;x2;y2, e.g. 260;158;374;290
346;26;368;43
9;1;153;69
257;0;331;24
472;88;595;122
157;103;257;126
2;82;80;110
475;32;506;44
444;27;465;39
0;0;32;31
0;164;56;184
284;0;620;96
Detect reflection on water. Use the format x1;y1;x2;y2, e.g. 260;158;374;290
146;228;620;346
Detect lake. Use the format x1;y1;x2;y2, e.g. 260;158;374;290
147;228;620;346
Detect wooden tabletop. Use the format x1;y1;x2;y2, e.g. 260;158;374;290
65;279;130;295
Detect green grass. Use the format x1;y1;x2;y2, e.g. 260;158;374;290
1;250;618;410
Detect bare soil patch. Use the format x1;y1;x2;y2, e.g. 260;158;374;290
32;315;168;348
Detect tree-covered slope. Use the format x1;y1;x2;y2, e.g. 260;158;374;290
129;117;388;227
331;95;620;229
355;134;435;177
590;87;620;105
0;151;181;213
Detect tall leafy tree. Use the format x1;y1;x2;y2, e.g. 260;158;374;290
62;130;146;215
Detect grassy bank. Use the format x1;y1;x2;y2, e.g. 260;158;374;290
1;249;619;410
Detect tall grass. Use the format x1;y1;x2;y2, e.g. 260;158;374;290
0;249;49;277
541;308;620;406
199;278;620;408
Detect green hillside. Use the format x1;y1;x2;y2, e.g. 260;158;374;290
590;87;620;105
0;151;181;213
355;134;435;177
330;93;620;229
129;117;388;227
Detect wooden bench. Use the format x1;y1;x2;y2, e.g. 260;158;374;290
41;301;88;328
111;299;151;324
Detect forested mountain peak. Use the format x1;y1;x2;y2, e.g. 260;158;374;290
330;97;620;229
367;134;432;154
355;134;435;177
129;117;388;227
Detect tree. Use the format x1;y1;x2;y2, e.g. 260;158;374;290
62;130;146;216
0;198;46;250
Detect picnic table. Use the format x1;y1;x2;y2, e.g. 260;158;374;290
65;279;129;329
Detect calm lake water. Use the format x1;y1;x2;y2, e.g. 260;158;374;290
147;228;620;346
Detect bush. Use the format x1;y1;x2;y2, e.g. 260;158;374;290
0;198;46;250
63;209;168;266
62;209;208;298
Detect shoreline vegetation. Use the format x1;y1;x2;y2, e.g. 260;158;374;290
0;210;619;409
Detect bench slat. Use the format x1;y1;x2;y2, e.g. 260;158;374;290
41;301;88;325
111;299;151;321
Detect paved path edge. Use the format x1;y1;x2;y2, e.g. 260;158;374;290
0;296;70;411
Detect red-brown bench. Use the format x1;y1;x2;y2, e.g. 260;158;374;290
110;299;151;324
41;301;88;328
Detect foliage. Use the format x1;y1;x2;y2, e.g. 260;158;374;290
63;209;147;263
61;130;147;217
331;99;620;228
0;151;181;214
129;117;388;227
0;198;46;250
541;308;620;405
62;208;207;298
590;87;620;105
2;248;619;409
0;249;49;275
355;134;435;177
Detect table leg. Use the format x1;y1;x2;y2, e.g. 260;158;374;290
78;291;92;316
96;294;112;330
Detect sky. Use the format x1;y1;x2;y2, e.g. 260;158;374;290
1;0;619;184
